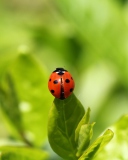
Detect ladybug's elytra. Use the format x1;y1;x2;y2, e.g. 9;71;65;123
48;68;75;100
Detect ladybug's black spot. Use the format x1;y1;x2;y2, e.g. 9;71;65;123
71;77;73;80
49;78;51;81
65;79;70;83
53;80;58;84
70;88;73;92
51;90;55;93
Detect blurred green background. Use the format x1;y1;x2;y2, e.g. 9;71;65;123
0;0;128;159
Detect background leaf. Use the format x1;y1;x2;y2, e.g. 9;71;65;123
0;74;23;132
0;53;52;146
94;114;128;160
79;129;114;160
48;93;85;160
0;146;48;160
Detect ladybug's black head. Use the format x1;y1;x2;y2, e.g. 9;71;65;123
53;68;67;75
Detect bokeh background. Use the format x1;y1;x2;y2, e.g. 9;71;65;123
0;0;128;159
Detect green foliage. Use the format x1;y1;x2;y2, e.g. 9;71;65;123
0;0;128;159
0;53;52;146
75;108;91;146
76;123;95;157
94;114;128;160
0;146;48;160
79;129;113;160
48;94;113;160
48;94;85;160
0;73;23;133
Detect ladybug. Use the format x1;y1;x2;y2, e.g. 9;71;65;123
48;68;75;100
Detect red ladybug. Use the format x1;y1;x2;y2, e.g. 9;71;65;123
48;68;75;100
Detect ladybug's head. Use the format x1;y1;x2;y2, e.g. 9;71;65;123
53;68;67;75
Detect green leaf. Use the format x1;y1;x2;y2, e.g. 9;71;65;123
76;123;95;158
78;129;114;160
75;107;94;158
0;146;48;160
0;53;52;146
48;93;85;160
75;108;91;143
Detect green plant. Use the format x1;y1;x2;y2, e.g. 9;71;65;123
0;52;128;160
48;94;114;160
